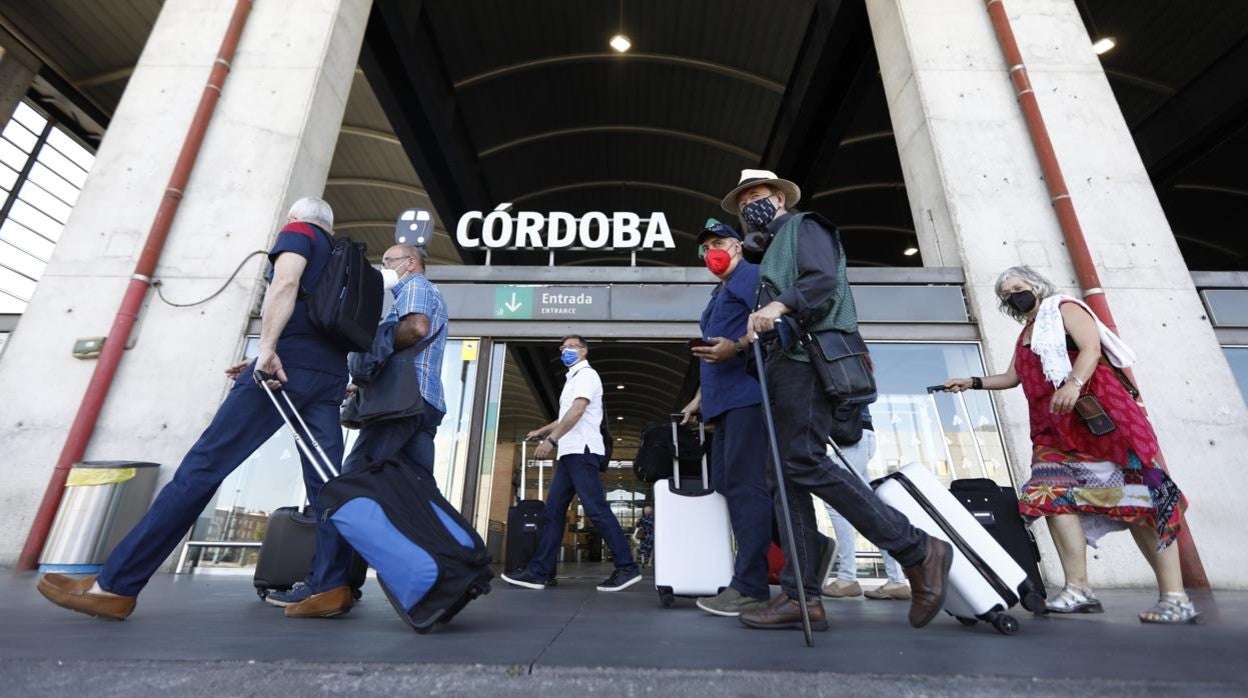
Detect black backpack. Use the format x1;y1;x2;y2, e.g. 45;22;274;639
632;420;707;483
302;227;383;353
598;408;613;471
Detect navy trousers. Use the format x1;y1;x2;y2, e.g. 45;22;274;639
98;365;351;596
340;401;444;478
526;450;638;577
710;405;772;599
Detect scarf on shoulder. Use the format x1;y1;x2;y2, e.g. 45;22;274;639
1031;294;1136;388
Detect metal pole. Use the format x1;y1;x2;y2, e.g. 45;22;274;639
751;339;814;647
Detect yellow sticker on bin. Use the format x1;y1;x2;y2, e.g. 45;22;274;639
66;467;136;487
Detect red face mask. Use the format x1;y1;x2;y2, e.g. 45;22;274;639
704;247;734;275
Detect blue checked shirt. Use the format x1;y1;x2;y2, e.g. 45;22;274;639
387;272;448;415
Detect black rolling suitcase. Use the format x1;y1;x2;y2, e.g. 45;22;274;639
252;505;366;601
257;371;493;632
505;439;547;573
950;478;1046;602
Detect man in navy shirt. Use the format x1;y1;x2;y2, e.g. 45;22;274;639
38;197;356;621
680;219;798;616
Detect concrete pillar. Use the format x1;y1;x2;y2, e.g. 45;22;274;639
0;0;373;567
0;32;41;128
866;0;1248;588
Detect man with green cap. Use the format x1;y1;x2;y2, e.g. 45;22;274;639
679;218;785;616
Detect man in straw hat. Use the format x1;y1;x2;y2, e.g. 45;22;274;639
724;169;953;632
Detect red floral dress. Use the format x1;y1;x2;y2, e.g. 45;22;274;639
1014;304;1186;549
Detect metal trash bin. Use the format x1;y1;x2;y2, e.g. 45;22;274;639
39;461;161;573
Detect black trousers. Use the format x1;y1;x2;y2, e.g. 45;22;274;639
764;349;929;599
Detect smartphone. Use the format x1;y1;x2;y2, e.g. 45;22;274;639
926;384;949;394
686;338;713;350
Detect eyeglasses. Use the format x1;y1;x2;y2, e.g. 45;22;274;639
559;344;583;352
382;255;414;268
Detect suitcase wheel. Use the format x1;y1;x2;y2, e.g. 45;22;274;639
1021;590;1046;615
990;613;1020;635
657;586;675;608
955;616;977;627
256;588;269;601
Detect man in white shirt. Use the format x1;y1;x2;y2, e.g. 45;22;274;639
501;335;643;592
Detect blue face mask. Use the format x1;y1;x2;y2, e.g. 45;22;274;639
560;348;581;367
741;195;778;231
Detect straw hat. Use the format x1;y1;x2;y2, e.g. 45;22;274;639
719;169;801;215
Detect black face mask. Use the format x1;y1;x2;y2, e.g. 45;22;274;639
1007;290;1037;314
740;231;772;264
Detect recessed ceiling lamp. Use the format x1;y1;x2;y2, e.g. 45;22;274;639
616;416;624;421
1091;37;1115;55
903;247;919;256
610;0;631;53
616;384;625;390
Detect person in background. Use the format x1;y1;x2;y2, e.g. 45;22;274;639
633;506;654;568
501;336;643;593
944;265;1197;624
822;403;912;601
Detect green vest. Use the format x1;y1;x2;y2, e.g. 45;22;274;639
757;212;858;361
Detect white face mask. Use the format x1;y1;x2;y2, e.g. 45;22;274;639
381;268;399;291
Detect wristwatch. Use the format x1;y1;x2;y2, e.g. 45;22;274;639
546;436;558;447
734;339;746;357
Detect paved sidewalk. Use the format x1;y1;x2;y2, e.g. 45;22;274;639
1;568;1242;696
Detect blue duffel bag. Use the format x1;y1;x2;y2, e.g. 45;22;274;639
257;372;493;632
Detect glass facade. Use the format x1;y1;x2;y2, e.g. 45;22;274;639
0;102;95;314
1224;346;1248;403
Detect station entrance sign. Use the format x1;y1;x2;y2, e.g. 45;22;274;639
492;286;609;320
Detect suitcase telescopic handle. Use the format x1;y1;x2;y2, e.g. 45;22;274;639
253;370;340;484
668;413;709;490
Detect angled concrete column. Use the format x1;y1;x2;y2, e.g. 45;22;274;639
0;0;373;567
866;0;1248;588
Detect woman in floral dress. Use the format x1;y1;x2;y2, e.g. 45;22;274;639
944;266;1198;624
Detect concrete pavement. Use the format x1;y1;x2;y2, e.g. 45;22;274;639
1;566;1242;696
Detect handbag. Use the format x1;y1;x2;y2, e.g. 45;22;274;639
1073;394;1115;436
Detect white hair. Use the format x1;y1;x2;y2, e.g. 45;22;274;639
287;197;334;232
995;265;1058;322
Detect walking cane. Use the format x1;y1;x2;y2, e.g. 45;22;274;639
752;336;815;647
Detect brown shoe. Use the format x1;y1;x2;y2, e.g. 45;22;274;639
738;592;829;631
903;538;953;628
284;586;355;618
37;574;136;621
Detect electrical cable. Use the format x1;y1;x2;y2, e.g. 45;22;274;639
152;249;268;308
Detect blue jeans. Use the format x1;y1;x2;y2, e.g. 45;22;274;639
823;430;906;584
711;405;772;599
98;365;351;596
526;450;637;577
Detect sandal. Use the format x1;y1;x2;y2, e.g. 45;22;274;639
1139;594;1201;624
1045;585;1104;614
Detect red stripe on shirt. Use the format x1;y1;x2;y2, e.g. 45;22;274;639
280;222;317;239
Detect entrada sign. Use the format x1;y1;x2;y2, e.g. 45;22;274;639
456;206;676;250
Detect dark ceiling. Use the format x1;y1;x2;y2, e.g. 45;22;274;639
364;0;1248;270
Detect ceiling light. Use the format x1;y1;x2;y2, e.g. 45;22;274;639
609;34;631;53
1091;37;1115;55
903;247;919;256
616;416;624;421
616;384;625;390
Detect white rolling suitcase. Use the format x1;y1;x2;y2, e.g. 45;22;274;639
653;414;734;607
872;462;1044;634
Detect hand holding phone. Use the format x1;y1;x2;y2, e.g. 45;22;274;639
686;338;713;350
